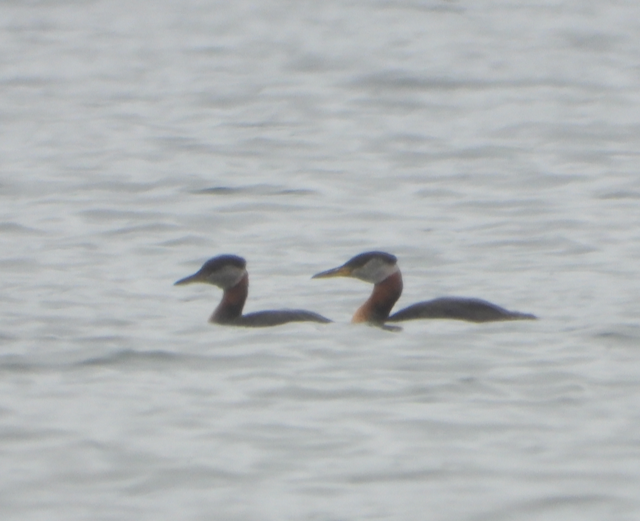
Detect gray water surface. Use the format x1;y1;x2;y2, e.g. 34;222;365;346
1;1;640;520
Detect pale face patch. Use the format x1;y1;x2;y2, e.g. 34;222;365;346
351;257;399;284
207;265;247;289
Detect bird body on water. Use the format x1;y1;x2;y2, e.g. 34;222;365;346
175;255;331;327
313;251;536;328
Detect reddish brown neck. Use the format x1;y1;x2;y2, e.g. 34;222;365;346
352;271;403;325
211;273;248;324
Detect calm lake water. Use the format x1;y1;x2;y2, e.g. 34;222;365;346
1;1;640;520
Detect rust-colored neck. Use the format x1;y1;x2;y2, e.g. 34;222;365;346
211;273;248;324
352;270;403;325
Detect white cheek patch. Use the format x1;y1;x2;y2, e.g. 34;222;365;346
209;266;247;288
353;258;399;284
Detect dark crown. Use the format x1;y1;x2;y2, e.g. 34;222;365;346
344;251;397;269
201;254;246;273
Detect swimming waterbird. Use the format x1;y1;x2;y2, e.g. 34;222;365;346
176;255;331;327
312;251;535;328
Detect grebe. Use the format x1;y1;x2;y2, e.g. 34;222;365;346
175;255;331;327
312;251;536;327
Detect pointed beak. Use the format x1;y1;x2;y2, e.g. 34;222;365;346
312;265;352;279
174;271;205;286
